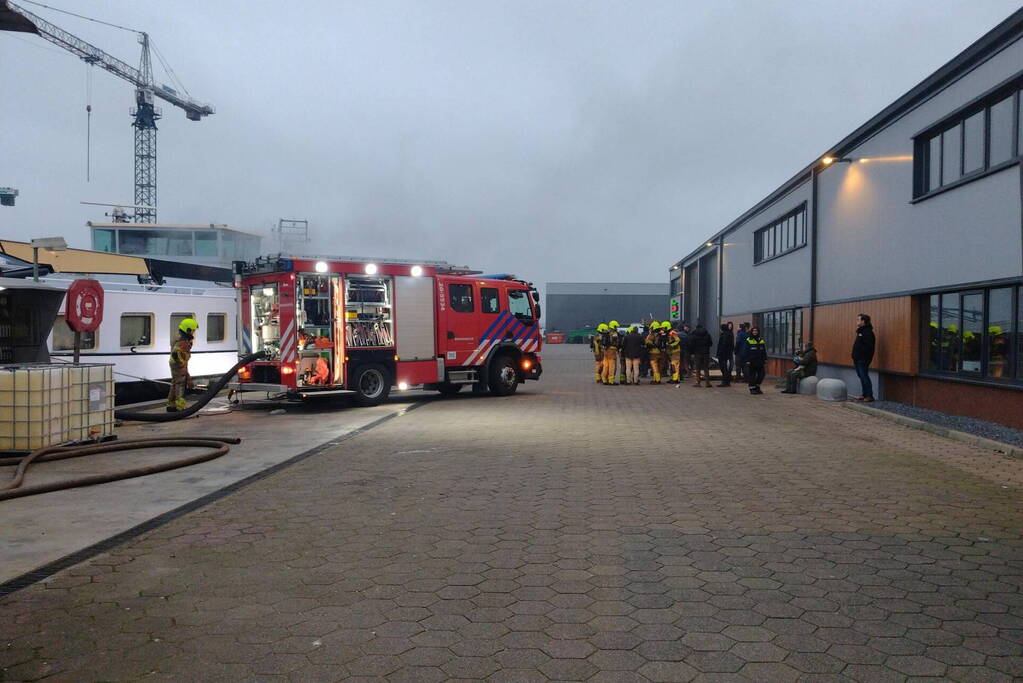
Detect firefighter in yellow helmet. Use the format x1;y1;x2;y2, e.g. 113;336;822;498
667;328;682;383
167;317;198;412
591;324;607;382
602;320;622;384
645;321;664;384
658;322;673;380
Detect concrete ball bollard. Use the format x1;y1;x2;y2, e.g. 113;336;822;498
798;375;819;396
816;377;847;402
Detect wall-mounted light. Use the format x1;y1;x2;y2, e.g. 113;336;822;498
410;265;423;277
364;263;378;275
705;242;714;248
821;155;853;166
314;261;328;273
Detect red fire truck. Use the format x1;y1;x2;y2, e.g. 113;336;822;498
231;255;542;405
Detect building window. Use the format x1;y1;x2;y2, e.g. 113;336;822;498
922;285;1022;382
988;288;1013;378
449;284;474;313
941;125;962;185
170;313;195;345
753;204;807;264
1018;288;1023;380
989;94;1015;167
670;274;681;296
121;314;153;347
915;83;1022;197
51;315;96;351
961;292;983;374
206;313;226;343
962;111;984;175
93;229;116;253
755;308;802;357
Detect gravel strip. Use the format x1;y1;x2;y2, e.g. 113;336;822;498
869;400;1023;448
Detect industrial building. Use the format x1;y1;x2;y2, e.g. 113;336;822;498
545;283;667;339
670;8;1023;427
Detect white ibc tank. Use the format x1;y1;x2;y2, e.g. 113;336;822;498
0;365;68;451
66;364;114;443
798;376;820;396
816;377;848;402
0;363;115;451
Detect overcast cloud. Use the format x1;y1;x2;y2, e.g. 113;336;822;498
1;1;1019;288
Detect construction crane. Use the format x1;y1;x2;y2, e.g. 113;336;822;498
0;0;214;222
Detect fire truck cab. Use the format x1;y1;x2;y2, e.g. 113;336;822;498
231;256;542;406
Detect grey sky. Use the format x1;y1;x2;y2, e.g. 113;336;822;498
2;1;1019;289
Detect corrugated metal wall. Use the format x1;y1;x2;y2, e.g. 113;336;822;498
545;294;667;332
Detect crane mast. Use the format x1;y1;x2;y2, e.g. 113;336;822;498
133;32;158;223
1;1;214;223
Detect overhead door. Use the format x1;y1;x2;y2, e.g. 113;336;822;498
394;275;436;361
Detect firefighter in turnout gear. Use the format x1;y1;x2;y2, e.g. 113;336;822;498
602;321;622;384
645;322;665;384
667;328;682;383
167;318;198;412
591;324;607;382
614;322;628;384
656;322;671;380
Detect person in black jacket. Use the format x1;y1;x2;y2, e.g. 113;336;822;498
745;326;767;394
621;326;645;385
716;323;734;387
688;323;714;388
852;313;876;402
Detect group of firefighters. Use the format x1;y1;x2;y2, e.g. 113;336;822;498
590;320;716;386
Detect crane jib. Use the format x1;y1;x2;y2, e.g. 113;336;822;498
4;0;214;224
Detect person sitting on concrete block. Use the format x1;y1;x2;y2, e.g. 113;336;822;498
781;341;818;394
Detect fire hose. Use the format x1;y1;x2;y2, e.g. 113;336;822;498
0;437;241;501
113;350;267;423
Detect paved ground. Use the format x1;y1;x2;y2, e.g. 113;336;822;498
0;395;416;584
2;345;1022;681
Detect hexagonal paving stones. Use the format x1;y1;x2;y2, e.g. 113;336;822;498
1;346;1022;680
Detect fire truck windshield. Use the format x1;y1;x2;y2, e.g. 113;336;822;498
508;290;533;321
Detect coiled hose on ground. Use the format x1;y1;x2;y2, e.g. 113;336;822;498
114;350;267;423
0;437;241;501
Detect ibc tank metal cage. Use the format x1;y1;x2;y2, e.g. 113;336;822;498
0;363;115;452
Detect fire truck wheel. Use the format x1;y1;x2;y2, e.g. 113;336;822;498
437;383;463;395
353;364;391;406
489;355;519;396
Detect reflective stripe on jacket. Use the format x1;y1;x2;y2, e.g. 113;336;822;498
745;336;767;364
170;338;193;367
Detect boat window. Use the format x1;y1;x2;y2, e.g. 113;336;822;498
121;314;153;348
206;313;227;343
119;229;194;256
170;313;196;345
195;230;219;257
52;315;97;351
92;229;116;253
